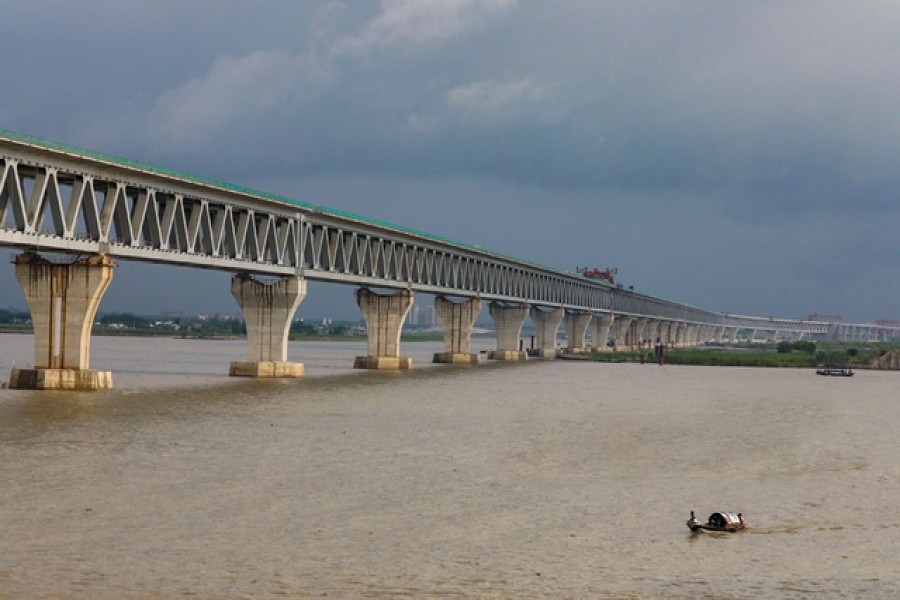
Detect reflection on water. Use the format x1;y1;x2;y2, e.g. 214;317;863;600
1;333;899;598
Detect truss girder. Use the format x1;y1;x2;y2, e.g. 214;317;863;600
0;148;851;335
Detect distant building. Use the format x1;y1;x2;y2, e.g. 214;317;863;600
407;304;438;328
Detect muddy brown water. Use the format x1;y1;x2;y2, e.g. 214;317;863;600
1;334;899;598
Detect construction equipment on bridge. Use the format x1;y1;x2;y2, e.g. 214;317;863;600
577;267;618;284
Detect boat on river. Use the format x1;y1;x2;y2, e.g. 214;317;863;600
687;511;746;532
816;368;854;377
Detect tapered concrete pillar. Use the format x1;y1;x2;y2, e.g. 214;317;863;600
699;325;710;344
675;323;687;347
10;253;115;390
688;324;703;347
591;312;614;352
354;288;414;369
634;318;649;350
228;274;306;377
645;320;660;345
663;321;678;346
613;315;632;350
656;320;669;346
530;306;564;358
564;311;592;353
433;296;482;364
725;327;738;344
488;302;529;361
714;326;725;343
746;328;757;344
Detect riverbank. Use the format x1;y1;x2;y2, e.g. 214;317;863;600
562;344;900;369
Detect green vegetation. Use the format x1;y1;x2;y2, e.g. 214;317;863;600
664;349;818;367
0;308;32;333
0;309;448;342
776;340;816;354
0;308;30;324
570;342;899;368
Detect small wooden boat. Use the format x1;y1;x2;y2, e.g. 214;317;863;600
816;368;854;377
687;511;745;532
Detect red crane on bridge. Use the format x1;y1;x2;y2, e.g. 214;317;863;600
577;267;618;284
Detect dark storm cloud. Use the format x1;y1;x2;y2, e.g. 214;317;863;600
1;1;897;320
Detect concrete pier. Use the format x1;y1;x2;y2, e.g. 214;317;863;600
530;306;564;358
634;318;649;350
10;252;114;390
663;320;678;347
685;324;700;347
713;326;725;343
725;326;738;344
591;313;614;352
488;302;529;361
564;311;592;353
433;296;482;364
229;274;306;378
354;288;414;370
613;315;633;350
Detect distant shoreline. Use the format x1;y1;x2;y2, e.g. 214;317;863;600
0;326;443;343
560;346;899;370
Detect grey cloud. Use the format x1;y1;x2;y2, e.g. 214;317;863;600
1;0;897;321
46;0;899;204
333;0;518;54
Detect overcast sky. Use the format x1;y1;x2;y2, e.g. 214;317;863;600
1;0;898;322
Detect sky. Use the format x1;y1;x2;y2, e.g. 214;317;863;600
1;0;898;323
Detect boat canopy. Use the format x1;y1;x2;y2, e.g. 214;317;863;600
708;512;741;528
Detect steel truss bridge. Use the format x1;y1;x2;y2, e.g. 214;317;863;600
0;130;896;341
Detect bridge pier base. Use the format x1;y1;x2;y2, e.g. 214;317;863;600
433;296;482;364
530;306;564;358
229;274;306;378
354;288;413;370
488;302;529;361
10;252;114;391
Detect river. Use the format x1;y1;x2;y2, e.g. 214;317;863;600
1;333;898;598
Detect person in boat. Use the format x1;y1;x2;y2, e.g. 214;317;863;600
688;511;699;528
738;513;745;527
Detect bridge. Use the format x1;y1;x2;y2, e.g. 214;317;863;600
2;130;897;389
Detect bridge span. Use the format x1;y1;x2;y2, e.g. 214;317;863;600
1;130;896;389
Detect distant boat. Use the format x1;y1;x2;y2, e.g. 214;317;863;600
687;511;746;532
816;368;854;377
